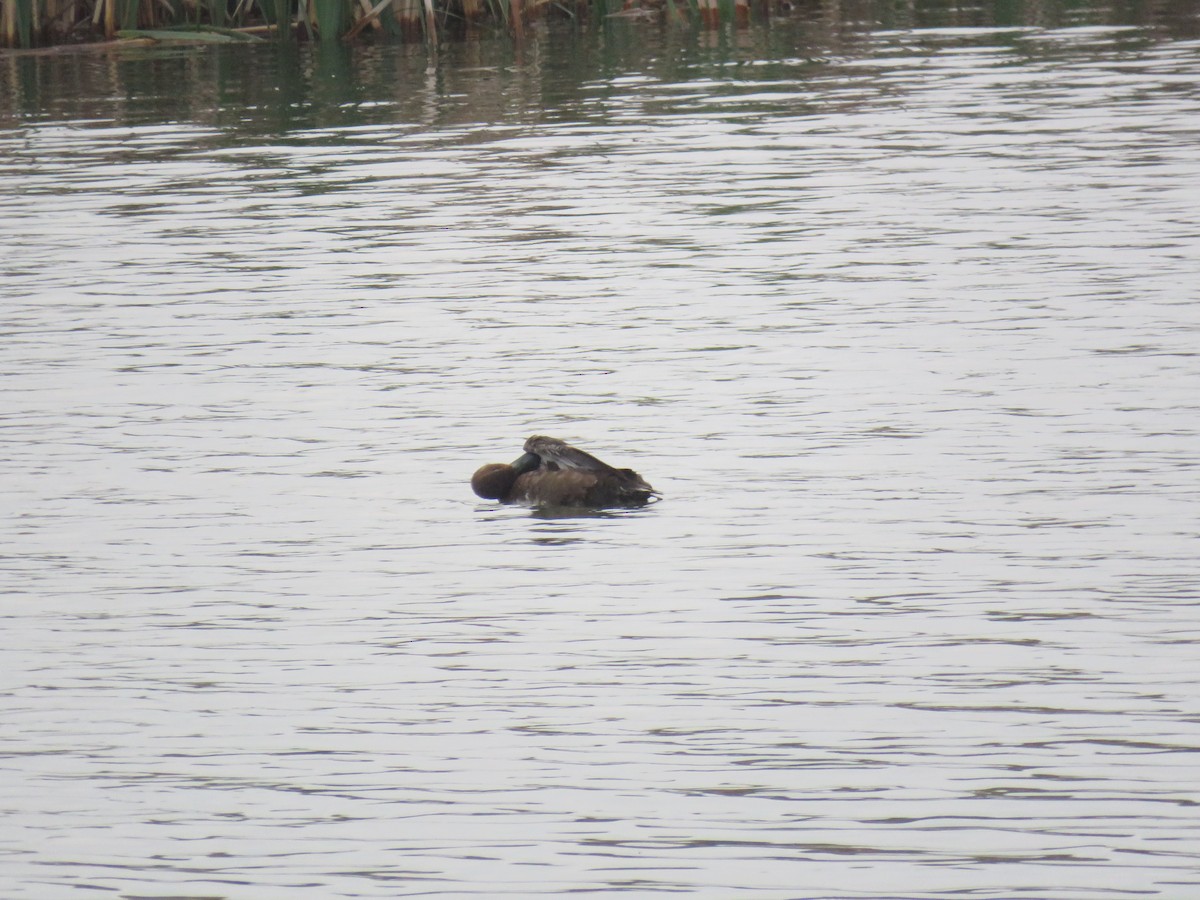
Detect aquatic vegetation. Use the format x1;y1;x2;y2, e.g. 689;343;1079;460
0;0;759;48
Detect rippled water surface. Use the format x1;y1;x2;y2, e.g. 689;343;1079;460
3;12;1200;899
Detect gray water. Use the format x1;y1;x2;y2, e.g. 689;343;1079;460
2;13;1200;899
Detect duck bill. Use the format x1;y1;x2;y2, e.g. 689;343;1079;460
509;452;540;475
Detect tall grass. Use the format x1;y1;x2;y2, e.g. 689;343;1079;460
1;0;1184;49
1;0;778;48
310;0;347;38
3;0;34;48
6;0;1055;49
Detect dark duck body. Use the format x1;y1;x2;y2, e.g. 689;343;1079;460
472;436;659;508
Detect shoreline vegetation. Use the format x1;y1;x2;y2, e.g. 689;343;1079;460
3;0;1194;52
1;0;753;50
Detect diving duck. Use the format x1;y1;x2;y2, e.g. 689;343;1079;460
471;435;659;508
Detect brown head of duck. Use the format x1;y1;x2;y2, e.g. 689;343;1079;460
472;435;659;508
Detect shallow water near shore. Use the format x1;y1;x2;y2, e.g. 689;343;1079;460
2;9;1200;898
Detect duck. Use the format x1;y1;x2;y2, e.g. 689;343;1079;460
471;435;659;508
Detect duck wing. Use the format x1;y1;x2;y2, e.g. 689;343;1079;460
524;435;619;474
515;435;659;506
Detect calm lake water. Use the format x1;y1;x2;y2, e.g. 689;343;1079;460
2;7;1200;898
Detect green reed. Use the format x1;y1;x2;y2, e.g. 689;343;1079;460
2;0;33;47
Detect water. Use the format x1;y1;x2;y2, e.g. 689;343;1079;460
2;11;1200;898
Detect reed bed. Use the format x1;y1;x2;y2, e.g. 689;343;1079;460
0;0;753;48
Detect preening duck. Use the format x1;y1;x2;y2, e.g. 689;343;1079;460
471;435;659;508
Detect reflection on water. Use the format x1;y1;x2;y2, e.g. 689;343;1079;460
2;8;1200;900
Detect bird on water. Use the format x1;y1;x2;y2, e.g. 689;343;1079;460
471;435;659;508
